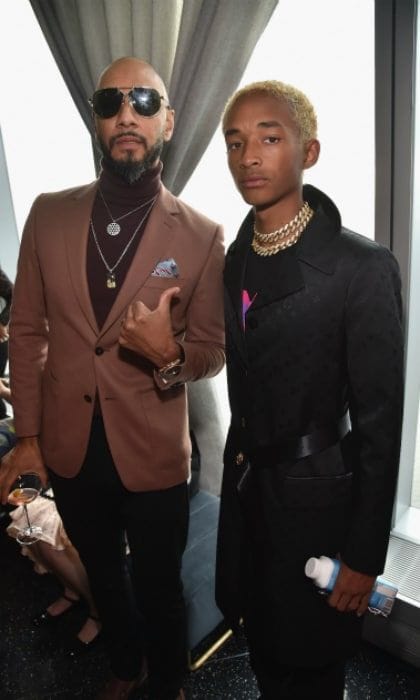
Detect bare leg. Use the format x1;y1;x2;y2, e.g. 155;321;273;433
63;544;101;643
31;541;101;642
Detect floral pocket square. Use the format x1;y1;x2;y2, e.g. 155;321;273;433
151;258;179;278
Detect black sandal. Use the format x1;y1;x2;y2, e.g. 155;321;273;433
32;593;83;627
67;615;102;657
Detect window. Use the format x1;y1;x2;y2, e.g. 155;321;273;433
394;2;420;531
0;0;95;242
408;18;420;511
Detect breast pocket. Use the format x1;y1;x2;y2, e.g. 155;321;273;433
282;472;353;509
143;275;186;289
140;275;187;295
137;277;189;317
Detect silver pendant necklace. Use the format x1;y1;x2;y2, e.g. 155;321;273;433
98;187;156;237
90;195;157;288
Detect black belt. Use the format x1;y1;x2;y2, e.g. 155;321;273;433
249;411;351;468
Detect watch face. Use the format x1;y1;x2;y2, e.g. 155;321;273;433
159;361;181;379
164;365;181;377
158;358;182;383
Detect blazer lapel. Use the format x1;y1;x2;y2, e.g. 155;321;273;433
64;181;99;335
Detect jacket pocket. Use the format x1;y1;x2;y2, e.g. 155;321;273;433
282;472;353;509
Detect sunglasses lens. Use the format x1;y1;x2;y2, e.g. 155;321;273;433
91;88;164;118
92;89;123;118
131;88;163;117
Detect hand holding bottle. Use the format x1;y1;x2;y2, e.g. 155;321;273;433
327;560;375;616
305;555;398;618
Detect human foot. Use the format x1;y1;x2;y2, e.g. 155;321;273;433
68;615;102;657
33;593;82;626
46;593;80;617
77;614;101;644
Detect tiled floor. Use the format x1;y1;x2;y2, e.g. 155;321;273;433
1;517;420;699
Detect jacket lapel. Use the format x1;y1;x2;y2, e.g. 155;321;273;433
250;252;304;312
297;183;341;273
224;212;253;364
224;188;341;365
64;181;99;335
63;182;178;341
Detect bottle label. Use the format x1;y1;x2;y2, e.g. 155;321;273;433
326;559;340;591
368;578;398;617
317;562;397;617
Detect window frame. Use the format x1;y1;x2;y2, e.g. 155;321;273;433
376;0;420;537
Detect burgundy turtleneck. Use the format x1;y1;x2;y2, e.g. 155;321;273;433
87;160;162;329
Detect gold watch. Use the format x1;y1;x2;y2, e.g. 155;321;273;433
158;358;182;384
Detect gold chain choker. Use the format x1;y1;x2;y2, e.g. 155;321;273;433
252;201;314;256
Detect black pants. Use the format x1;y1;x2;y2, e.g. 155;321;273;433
49;415;189;700
249;646;345;699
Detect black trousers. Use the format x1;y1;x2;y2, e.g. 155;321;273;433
49;415;189;700
249;644;345;699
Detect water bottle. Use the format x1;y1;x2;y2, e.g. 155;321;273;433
304;555;398;617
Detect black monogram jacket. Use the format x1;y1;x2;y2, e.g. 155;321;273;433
216;184;404;665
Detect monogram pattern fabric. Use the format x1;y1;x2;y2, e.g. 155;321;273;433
216;185;404;665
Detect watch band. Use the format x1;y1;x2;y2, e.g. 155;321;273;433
158;358;182;374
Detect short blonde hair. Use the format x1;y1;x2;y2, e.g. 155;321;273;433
222;80;318;144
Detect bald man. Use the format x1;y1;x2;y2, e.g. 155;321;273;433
0;58;225;700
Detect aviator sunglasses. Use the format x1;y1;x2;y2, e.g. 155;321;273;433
89;86;168;119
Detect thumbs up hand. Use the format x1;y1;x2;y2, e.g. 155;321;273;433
119;287;181;366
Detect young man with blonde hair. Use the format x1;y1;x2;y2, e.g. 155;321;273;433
216;80;403;698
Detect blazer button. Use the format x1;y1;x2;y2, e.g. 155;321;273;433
83;394;92;403
241;417;246;428
235;451;245;465
95;347;104;355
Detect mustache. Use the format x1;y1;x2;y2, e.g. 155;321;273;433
110;132;147;148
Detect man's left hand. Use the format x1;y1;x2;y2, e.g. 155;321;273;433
327;561;376;616
119;286;181;367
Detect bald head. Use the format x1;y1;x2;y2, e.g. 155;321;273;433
97;57;169;102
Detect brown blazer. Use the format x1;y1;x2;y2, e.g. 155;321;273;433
9;181;225;491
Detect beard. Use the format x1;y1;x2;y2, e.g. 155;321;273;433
98;133;164;184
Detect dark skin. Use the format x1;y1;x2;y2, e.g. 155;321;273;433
224;91;376;616
0;58;181;505
96;58;181;365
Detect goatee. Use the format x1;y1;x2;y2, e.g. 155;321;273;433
99;137;164;184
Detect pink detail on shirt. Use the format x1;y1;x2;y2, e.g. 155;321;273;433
242;290;257;330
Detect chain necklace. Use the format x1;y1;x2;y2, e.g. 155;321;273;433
90;195;157;288
252;201;314;256
98;187;157;237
